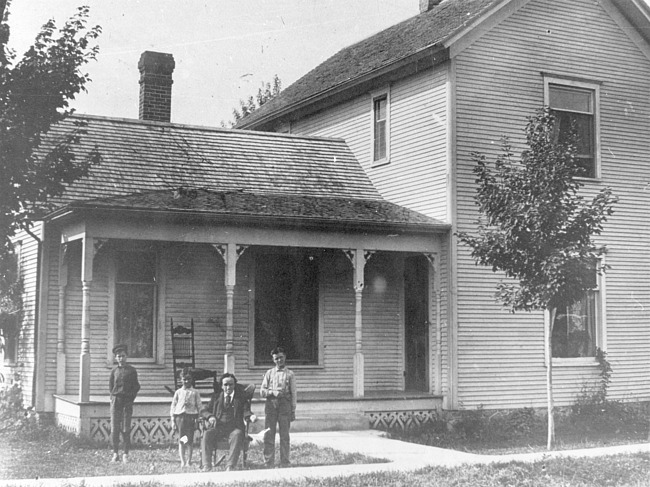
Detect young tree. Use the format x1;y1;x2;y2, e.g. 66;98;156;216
224;74;281;127
458;108;616;449
0;3;101;255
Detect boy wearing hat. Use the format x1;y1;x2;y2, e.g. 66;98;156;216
109;344;140;463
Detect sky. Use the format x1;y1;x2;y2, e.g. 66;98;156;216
6;0;419;127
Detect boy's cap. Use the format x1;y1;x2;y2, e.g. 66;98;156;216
112;344;128;355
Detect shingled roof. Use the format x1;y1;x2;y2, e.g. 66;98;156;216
236;0;499;129
50;188;445;231
39;114;381;205
39;115;446;229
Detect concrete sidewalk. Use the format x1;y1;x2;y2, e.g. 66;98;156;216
2;430;649;487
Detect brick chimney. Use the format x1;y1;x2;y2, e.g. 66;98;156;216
420;0;442;13
138;51;175;122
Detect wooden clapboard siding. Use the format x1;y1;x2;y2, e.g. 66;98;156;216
52;241;408;396
63;246;82;396
164;243;224;373
362;253;403;391
453;0;650;408
42;236;60;407
292;68;450;222
8;227;42;407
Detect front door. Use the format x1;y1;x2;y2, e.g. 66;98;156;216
404;255;429;392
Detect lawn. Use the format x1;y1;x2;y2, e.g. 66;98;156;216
0;426;382;480
1;423;649;487
218;454;650;487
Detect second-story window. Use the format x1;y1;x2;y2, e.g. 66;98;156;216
372;90;389;164
545;77;600;178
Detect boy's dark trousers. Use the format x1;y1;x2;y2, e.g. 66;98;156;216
263;396;291;466
110;395;133;453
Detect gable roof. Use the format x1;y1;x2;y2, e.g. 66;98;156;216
237;0;650;131
39;115;446;229
236;0;500;129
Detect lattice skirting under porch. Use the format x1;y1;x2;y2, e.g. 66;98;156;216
56;413;80;434
91;417;175;444
366;409;438;430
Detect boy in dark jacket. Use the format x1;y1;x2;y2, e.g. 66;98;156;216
109;344;140;463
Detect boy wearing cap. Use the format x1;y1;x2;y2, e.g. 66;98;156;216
109;344;140;463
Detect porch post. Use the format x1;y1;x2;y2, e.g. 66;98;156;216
79;237;95;402
214;244;248;374
56;244;69;395
345;249;373;398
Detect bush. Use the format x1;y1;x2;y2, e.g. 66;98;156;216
0;380;40;437
385;402;648;451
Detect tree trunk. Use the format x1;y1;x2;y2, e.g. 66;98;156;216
546;307;556;450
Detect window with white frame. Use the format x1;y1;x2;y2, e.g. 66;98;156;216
114;250;157;360
551;260;604;359
544;76;600;178
372;90;389;164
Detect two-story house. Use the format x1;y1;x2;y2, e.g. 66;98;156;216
7;0;650;442
238;0;650;411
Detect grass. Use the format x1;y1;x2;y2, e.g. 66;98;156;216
216;454;650;487
0;426;383;480
1;405;649;486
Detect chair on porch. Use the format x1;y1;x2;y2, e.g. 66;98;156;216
165;318;217;394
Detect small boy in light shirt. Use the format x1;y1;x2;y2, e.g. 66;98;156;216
260;346;297;468
170;368;203;467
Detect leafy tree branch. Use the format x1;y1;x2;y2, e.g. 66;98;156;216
0;2;101;255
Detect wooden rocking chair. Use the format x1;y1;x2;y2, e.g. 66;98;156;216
165;318;217;394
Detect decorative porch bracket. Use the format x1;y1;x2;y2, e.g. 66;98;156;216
213;244;248;374
423;253;442;396
56;243;69;395
343;249;375;398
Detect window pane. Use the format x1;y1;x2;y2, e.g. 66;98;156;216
374;97;387;161
374;121;386;160
549;85;592;113
553;108;595;178
552;292;597;358
115;283;155;358
115;251;156;359
254;249;319;365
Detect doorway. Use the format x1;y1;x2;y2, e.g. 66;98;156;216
404;255;429;392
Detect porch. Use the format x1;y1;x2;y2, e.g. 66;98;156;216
53;390;444;444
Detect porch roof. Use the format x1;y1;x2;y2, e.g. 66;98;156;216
46;188;449;233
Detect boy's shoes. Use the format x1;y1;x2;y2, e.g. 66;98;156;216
122;453;129;463
111;453;119;463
